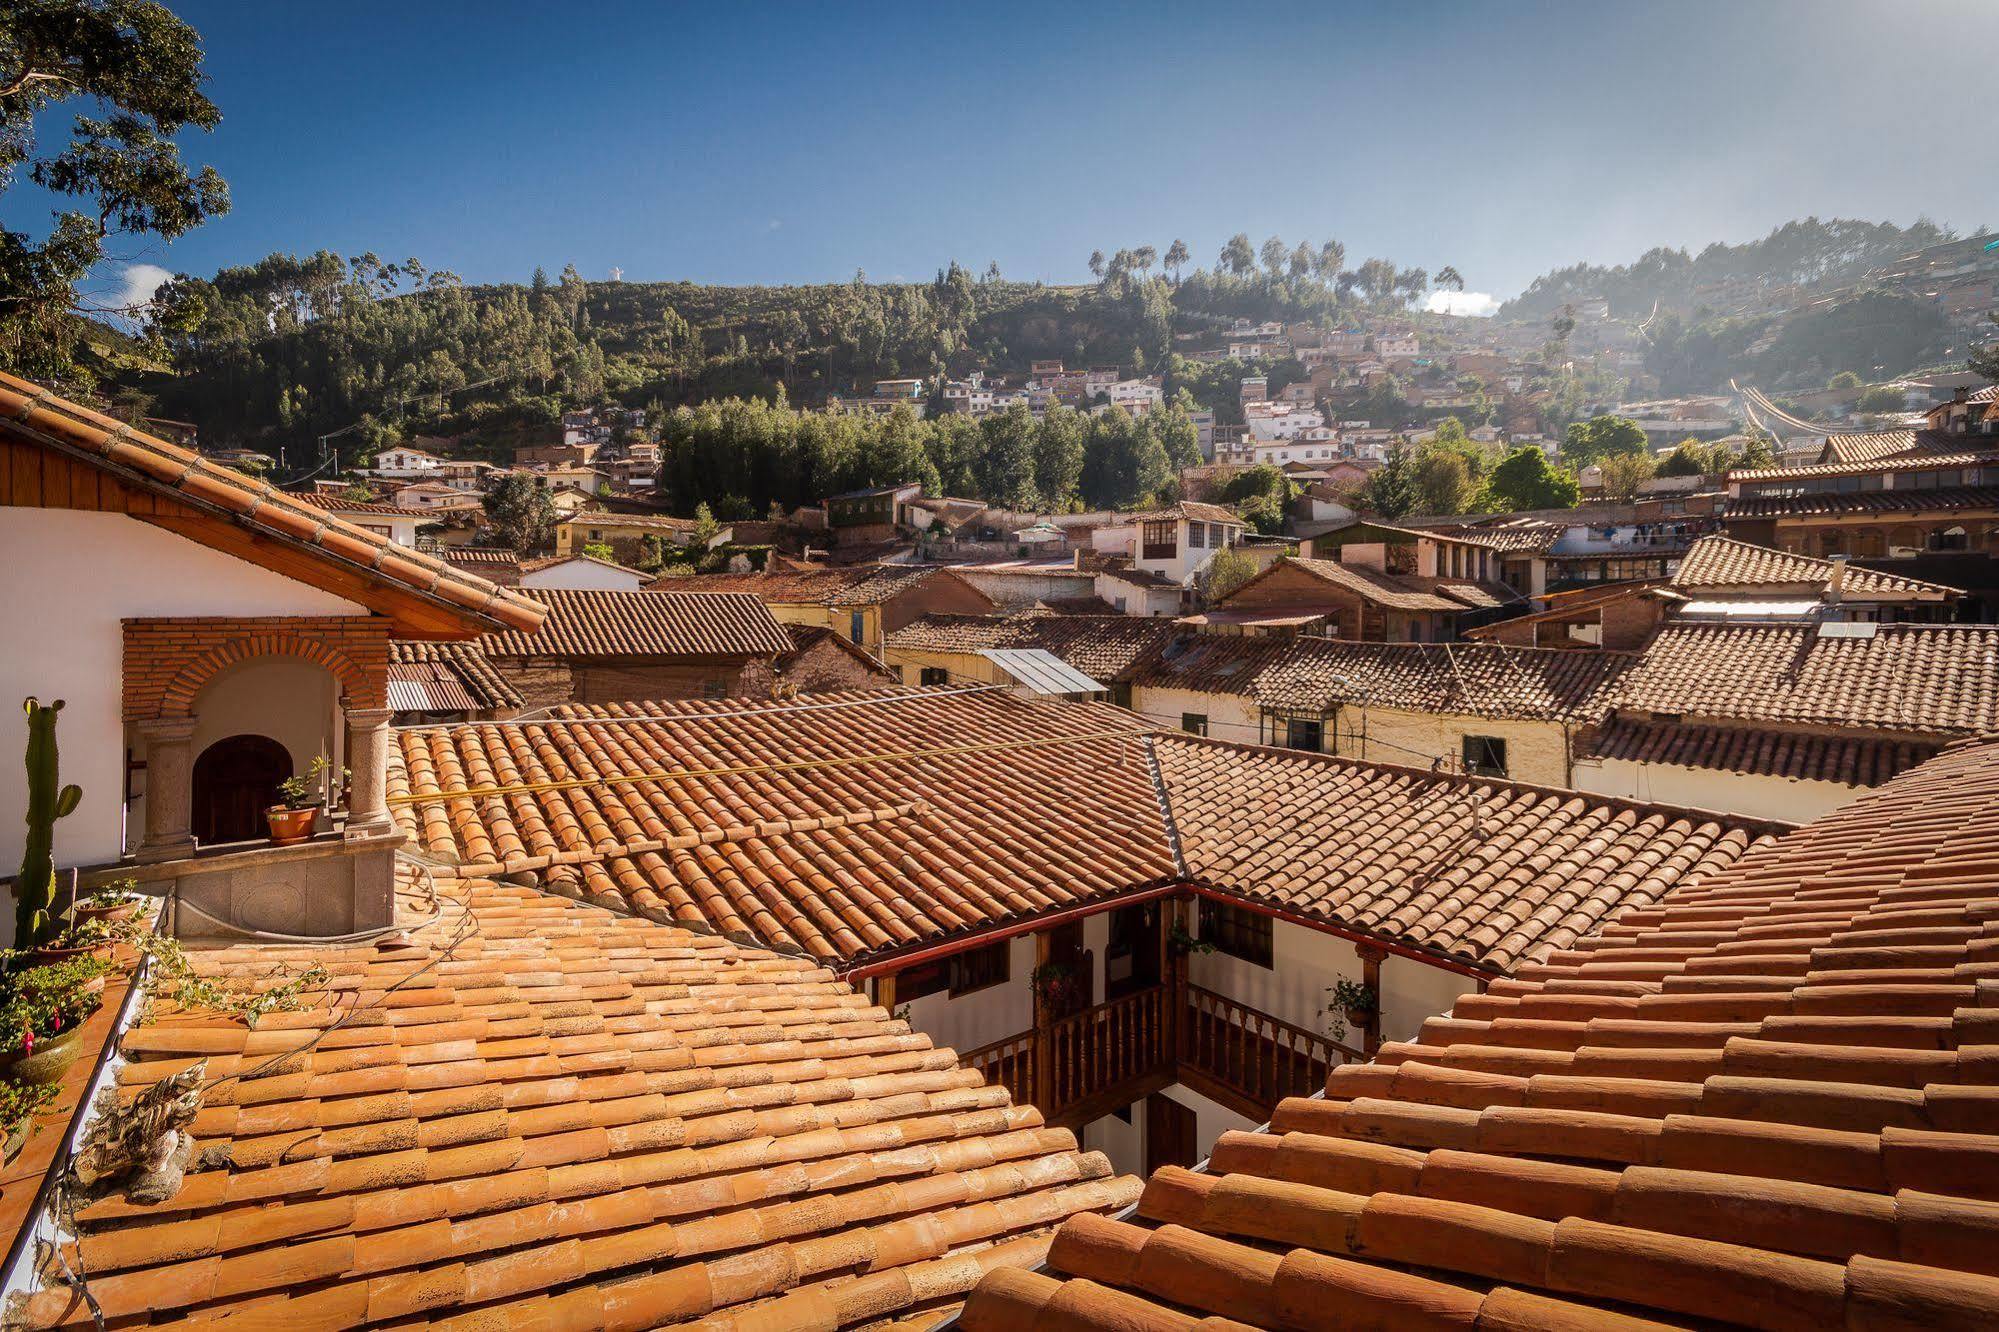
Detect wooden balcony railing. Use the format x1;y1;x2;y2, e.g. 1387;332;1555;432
961;979;1357;1127
1180;983;1359;1114
963;1028;1035;1109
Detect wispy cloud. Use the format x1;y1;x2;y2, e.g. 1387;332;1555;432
112;262;174;310
1425;289;1499;317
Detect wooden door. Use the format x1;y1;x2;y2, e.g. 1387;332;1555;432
1104;902;1161;1000
192;734;292;845
1145;1094;1197;1175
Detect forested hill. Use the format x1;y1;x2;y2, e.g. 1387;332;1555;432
112;248;1388;457
1499;217;1954;322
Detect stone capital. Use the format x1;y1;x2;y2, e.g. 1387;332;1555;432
136;716;200;743
343;707;395;729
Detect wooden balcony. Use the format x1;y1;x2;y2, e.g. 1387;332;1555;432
962;978;1360;1129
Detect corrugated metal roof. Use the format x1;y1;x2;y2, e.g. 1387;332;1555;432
977;648;1105;696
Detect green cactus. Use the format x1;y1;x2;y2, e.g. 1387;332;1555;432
16;699;82;951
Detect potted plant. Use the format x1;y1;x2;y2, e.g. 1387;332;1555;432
29;915;117;966
1328;979;1378;1033
0;956;109;1085
74;881;144;925
266;756;331;845
1030;961;1082;1013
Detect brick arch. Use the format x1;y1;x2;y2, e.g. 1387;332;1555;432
122;616;390;722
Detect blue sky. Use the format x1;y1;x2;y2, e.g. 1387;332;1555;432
18;0;1996;314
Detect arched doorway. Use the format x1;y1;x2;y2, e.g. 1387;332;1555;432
192;734;292;845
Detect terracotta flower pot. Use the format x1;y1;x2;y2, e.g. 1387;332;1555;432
75;900;139;925
9;1025;85;1086
29;943;110;966
267;805;317;846
1344;1005;1376;1028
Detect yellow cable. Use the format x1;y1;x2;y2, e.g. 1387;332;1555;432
388;724;1161;807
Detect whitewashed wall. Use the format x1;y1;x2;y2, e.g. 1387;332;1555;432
1576;757;1850;825
898;936;1036;1057
0;509;362;869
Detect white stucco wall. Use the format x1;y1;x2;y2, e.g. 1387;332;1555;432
1575;757;1850;825
189;657;344;810
1189;914;1479;1050
0;509;364;870
1079;1083;1262;1180
898;936;1036;1056
520;560;647;592
1132;686;1265;746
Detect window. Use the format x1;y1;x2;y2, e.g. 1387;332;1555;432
1181;713;1209;736
1141;520;1178;560
1284;716;1324;752
893;941;1010;1001
1199;899;1273;968
919;667;950;687
1189;522;1207;549
849;610;867;642
1462;735;1508;778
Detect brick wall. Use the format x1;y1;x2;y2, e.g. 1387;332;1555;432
123;616;391;720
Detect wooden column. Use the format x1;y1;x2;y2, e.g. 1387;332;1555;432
874;971;898;1016
1031;929;1053;1111
1355;942;1387;1055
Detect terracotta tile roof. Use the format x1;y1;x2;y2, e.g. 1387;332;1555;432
518;552;642;576
885;614;1181;682
294;493;437;519
441;547;523;586
1724;485;1999;518
1588;715;1943;787
1247;557;1520;614
776;623;898;680
1671;535;1961;600
965;737;1999;1330
651;564;983;608
392;691;1767;975
1155;737;1777;971
1606;622;1999;735
479;588;792;660
558;511;696;532
29;879;1137;1328
390;691;1177;964
1126;500;1241;525
1431;520;1564;555
0;372;544;634
1730;437;1999;481
389;640;522;711
1820;429;1916;464
1131;634;1629;722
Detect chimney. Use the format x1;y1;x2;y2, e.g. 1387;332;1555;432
1955;386;1970;404
1826;554;1848;602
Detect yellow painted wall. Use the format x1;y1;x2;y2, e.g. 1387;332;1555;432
1575;757;1849;825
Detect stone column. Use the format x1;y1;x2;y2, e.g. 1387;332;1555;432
134;717;199;863
343;707;396;841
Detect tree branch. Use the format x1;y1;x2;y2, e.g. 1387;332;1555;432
0;69;75;100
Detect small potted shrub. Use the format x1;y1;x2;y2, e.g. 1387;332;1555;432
0;956;109;1085
74;880;144;925
266;759;327;845
1328;979;1379;1033
30;915;117;966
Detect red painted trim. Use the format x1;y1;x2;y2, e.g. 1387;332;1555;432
839;879;1494;983
1181;882;1493;979
837;883;1184;982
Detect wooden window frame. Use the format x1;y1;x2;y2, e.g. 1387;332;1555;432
1199;899;1273;968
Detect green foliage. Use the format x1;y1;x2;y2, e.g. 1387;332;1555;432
1480;447;1580;512
1828;370;1862;390
1970;314;1999;382
1737;430;1777;469
0;0;230;386
1562;414;1650;467
0;953;109;1054
1656;437;1719;477
482;473;557;554
1204;545;1263;601
15;699;81;951
581;541;616;562
1413;448;1473;516
1503;217;1952;322
690;502;720;546
1595;450;1655;502
1856;384;1905;414
0;1078;59;1144
1358;443;1420;520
